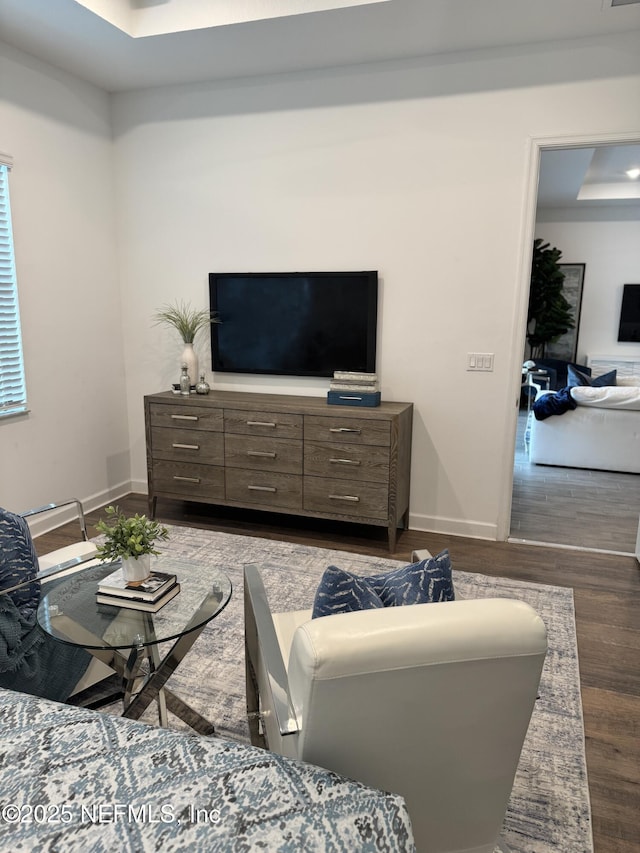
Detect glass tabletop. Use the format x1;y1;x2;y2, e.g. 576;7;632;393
36;557;232;651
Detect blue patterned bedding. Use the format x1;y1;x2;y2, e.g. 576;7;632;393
0;688;415;852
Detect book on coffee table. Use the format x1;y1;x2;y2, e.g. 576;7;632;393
96;583;181;612
97;569;177;601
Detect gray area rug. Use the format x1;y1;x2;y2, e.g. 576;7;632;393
97;526;593;853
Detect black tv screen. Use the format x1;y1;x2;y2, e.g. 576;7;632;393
209;271;378;377
617;284;640;343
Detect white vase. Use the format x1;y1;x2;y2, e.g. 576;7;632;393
121;553;151;586
180;342;198;388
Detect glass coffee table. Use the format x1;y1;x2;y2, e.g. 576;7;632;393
37;557;231;734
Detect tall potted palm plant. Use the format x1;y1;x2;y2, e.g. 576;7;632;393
526;239;575;360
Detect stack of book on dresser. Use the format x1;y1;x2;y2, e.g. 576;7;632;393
96;568;180;612
328;371;381;407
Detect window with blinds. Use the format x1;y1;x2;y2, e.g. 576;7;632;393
0;158;28;418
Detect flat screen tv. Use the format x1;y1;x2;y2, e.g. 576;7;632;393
617;284;640;343
209;271;378;377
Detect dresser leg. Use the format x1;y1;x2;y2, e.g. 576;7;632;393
149;495;157;518
388;523;397;553
388;508;410;552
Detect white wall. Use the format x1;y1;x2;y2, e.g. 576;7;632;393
113;33;640;540
3;30;640;541
0;41;130;529
534;214;640;364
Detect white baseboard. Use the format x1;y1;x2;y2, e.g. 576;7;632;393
24;481;134;539
129;479;148;496
408;512;498;541
25;493;498;543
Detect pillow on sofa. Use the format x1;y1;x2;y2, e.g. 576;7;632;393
570;385;640;409
312;550;455;618
567;365;617;387
0;507;41;622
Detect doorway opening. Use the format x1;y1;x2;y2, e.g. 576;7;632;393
507;138;640;555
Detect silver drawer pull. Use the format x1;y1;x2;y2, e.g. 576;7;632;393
247;485;277;492
172;443;200;450
171;414;199;421
329;494;360;502
248;450;277;458
247;421;276;428
329;458;361;466
329;427;361;434
173;475;201;483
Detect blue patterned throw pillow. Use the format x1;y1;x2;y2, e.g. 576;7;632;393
312;566;384;619
312;550;454;619
0;507;41;621
366;549;455;606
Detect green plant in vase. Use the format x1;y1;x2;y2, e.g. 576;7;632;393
95;505;169;584
153;300;218;389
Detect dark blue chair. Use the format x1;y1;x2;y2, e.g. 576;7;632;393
533;359;591;391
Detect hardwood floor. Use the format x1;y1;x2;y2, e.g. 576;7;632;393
34;494;640;853
510;410;640;553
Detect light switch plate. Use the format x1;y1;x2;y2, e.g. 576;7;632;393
467;353;494;371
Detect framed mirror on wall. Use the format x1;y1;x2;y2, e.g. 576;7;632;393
545;263;586;362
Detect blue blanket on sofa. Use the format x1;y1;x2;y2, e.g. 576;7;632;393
533;387;577;421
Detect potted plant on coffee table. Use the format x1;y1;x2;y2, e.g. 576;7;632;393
95;506;169;585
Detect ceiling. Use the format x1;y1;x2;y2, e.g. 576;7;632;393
1;0;639;212
0;0;640;94
538;145;640;213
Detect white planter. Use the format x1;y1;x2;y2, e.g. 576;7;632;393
180;342;198;388
121;553;151;586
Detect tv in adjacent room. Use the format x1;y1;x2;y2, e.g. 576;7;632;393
209;271;378;377
617;284;640;343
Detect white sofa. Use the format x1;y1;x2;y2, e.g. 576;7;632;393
529;378;640;474
244;565;548;853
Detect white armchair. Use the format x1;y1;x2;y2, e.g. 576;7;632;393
19;499;100;579
244;563;547;853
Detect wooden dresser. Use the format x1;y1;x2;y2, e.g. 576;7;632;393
144;390;413;550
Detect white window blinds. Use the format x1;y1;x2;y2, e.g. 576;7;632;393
0;158;28;417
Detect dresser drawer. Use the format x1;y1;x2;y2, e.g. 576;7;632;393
225;469;302;509
149;403;223;432
304;414;390;447
304;476;389;520
303;441;389;483
151;427;224;465
224;409;303;439
225;434;302;475
152;460;225;500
